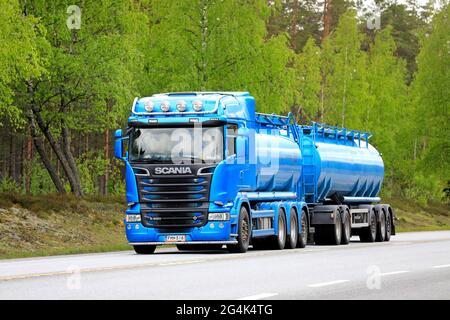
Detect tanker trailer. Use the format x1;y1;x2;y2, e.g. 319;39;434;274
299;123;396;245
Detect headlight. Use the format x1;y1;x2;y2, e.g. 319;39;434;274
126;214;141;222
208;212;230;221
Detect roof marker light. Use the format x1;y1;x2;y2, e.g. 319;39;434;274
144;101;154;112
192;101;203;112
176;100;187;112
160;101;170;112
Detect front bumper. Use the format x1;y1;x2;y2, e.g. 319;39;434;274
125;219;234;244
129;240;237;245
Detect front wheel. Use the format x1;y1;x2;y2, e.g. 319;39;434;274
133;245;156;254
227;206;250;253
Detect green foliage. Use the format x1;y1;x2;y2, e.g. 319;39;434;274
0;1;447;205
0;177;20;193
293;37;322;121
0;0;46;128
30;159;57;195
77;152;109;195
142;0;293;114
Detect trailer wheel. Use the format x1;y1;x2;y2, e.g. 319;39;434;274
376;209;386;242
227;206;250;253
332;210;342;245
133;245;156;254
384;209;392;242
360;209;376;242
297;209;308;248
341;208;351;245
272;208;287;250
286;208;298;249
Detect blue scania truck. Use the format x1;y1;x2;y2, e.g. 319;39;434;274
114;92;395;254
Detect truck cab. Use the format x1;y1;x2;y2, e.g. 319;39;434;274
115;92;270;253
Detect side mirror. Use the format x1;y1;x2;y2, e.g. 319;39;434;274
114;129;124;160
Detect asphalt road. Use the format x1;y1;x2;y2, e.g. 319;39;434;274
0;231;449;300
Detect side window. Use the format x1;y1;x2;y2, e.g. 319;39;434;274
226;124;238;157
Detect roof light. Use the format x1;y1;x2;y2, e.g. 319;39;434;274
160;101;170;112
192;101;203;111
176;100;187;112
144;101;154;112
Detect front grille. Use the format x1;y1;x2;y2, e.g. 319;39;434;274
134;165;213;228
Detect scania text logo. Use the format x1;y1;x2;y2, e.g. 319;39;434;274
154;167;192;175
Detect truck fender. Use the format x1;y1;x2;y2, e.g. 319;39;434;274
230;196;250;231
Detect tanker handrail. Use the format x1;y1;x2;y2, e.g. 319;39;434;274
304;122;372;148
255;112;300;142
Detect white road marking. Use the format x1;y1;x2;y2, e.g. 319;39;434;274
431;264;450;269
308;280;350;288
238;293;279;300
158;260;204;266
380;270;410;276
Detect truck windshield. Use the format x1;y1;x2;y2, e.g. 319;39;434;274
129;126;224;164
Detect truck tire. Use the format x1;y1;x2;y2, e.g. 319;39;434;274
384;208;392;242
272;208;287;250
341;208;351;245
286;208;298;249
297;209;308;248
133;245;156;254
376;209;386;242
331;210;342;245
360;209;376;242
227;206;250;253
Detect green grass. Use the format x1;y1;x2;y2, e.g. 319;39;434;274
384;196;450;232
0;193;448;259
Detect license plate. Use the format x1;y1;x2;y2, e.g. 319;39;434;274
165;235;186;242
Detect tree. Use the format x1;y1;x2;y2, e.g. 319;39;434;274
365;26;409;190
323;10;369;128
16;0;148;195
0;0;45;127
293;38;322;122
142;0;294;114
411;4;450;198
